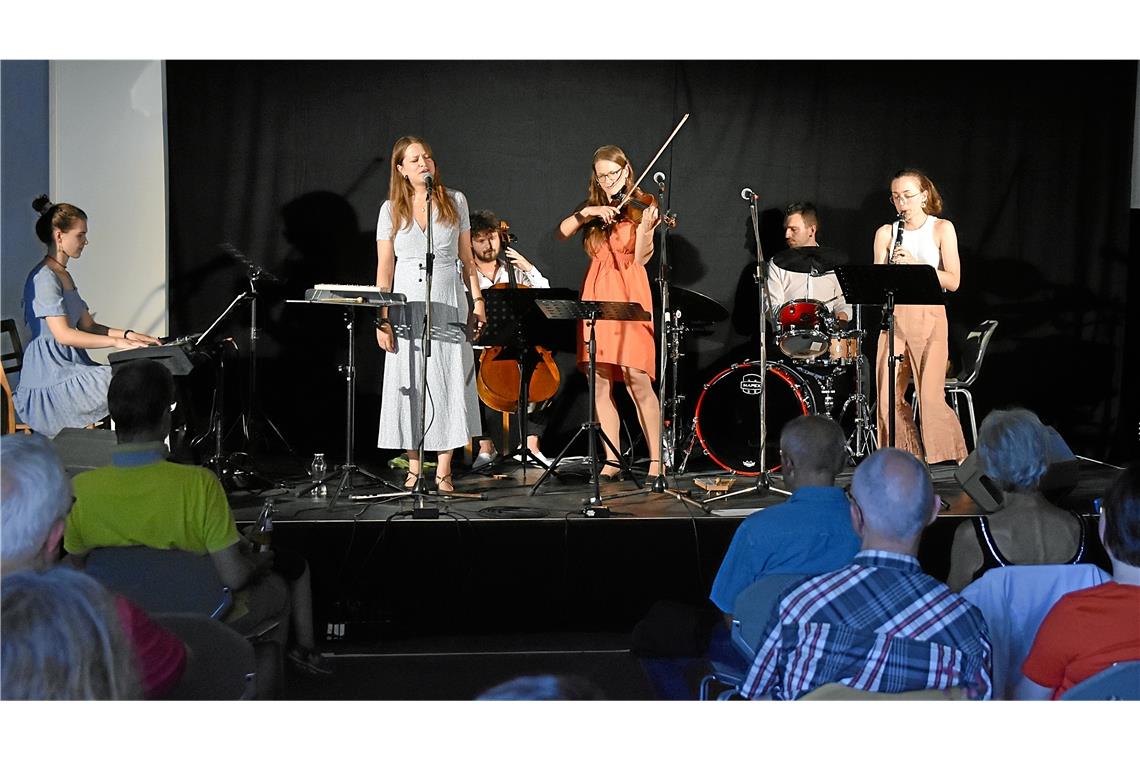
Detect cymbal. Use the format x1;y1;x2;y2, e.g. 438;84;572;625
652;283;729;324
770;245;847;275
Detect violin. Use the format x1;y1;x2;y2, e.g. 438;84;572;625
475;219;562;415
609;187;678;229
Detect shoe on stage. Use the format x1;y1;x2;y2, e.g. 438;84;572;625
472;450;497;470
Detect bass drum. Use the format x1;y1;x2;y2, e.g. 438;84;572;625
693;361;820;476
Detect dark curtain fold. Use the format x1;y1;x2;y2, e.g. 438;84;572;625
166;60;1134;461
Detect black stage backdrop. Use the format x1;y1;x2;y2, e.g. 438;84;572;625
165;61;1135;465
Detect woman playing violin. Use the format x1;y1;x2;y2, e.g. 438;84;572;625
557;145;662;480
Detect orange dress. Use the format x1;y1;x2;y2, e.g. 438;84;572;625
577;219;656;381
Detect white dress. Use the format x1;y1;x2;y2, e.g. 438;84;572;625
376;190;481;450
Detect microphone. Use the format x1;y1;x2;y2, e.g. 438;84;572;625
741;187;756;202
653;171;666;190
891;212;905;263
422;172;434;192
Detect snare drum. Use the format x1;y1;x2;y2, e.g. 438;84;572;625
693;361;820;475
775;299;832;359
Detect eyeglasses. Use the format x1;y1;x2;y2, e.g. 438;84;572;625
596;168;624;183
889;191;921;204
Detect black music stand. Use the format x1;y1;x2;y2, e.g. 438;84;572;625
834;264;943;448
478;287;578;484
528;299;649;516
286;287;407;509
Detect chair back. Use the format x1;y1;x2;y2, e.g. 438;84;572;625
730;573;808;661
83;545;233;620
1;319;27;435
960;563;1110;700
152;613;256;699
955;319;999;386
1;319;24;375
1060;660;1140;701
800;682;967;700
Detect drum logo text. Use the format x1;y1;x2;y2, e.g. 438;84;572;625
740;374;764;395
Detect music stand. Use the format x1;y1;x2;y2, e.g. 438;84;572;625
286;286;407;509
528;299;649;516
834;264;944;448
478;287;578;483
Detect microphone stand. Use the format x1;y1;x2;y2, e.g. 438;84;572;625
703;190;790;506
411;180;438;517
885;214;905;448
600;174;703;511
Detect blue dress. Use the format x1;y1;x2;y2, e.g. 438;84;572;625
13;263;112;437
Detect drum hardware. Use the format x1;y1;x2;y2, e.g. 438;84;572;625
840;304;876;460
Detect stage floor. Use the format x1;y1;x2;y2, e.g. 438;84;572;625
224;453;1117;647
228;455;1113;524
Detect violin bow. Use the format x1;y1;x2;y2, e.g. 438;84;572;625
613;112;690;212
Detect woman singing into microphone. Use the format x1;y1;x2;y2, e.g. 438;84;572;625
557;145;662;480
873;169;967;464
375;136;486;493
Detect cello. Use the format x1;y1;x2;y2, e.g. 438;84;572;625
475;219;561;414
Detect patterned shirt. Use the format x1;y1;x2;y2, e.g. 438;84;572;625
741;550;992;700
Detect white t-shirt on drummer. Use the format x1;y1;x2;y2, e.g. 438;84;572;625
765;251;852;324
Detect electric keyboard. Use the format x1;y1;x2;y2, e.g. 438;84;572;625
108;336;212;376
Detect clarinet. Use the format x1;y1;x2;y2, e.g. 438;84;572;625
889;212;906;264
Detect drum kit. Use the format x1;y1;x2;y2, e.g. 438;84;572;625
675;245;877;478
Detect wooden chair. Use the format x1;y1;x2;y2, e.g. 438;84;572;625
1;318;31;435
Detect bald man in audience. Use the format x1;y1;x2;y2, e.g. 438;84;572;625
741;447;992;699
709;415;860;626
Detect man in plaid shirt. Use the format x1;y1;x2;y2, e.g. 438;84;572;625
741;448;992;700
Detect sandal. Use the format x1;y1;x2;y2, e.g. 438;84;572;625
435;474;455;494
405;472;420;489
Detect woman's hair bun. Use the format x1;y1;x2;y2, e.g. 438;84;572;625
32;194;53;214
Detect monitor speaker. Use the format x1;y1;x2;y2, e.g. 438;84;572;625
954;425;1079;511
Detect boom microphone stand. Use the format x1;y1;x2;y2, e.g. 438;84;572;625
601;172;703;511
703;189;791;505
218;244;297;458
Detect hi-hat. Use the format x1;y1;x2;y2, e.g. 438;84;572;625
770;245;847;274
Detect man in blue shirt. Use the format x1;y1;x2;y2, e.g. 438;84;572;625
710;414;860;625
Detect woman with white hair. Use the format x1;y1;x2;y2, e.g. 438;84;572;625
1;566;141;700
946;408;1086;591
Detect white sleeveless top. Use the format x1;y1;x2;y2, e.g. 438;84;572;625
892;214;941;268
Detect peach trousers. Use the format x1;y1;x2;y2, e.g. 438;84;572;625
875;304;967;463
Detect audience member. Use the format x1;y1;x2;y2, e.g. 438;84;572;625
741;448;992;700
1;566;141;700
62;359;330;686
1021;464;1140;698
947;409;1086;591
709;415;859;626
0;432;185;698
476;674;606;700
